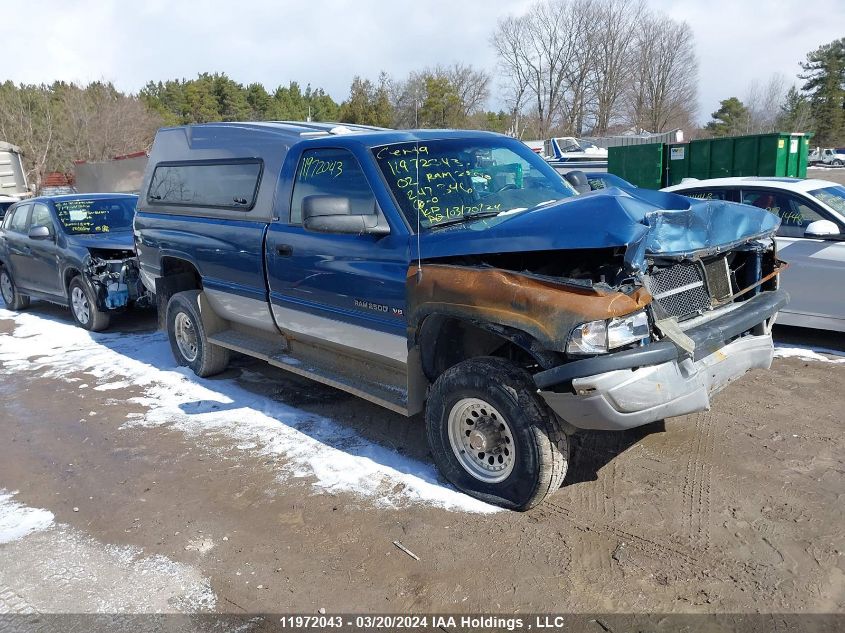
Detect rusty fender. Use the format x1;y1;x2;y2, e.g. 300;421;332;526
407;264;652;353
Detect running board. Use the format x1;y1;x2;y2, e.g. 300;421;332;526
208;329;410;416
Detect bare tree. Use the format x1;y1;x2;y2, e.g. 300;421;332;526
492;1;576;139
626;12;698;133
745;73;787;134
0;83;55;189
492;0;687;139
390;64;491;129
558;0;598;135
56;82;161;164
589;0;644;135
492;15;532;137
0;81;161;188
444;63;491;118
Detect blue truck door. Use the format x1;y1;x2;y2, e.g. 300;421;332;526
265;146;409;365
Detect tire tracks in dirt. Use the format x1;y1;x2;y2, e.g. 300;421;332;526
681;411;716;551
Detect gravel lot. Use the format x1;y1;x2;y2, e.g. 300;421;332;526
0;291;844;623
808;165;845;185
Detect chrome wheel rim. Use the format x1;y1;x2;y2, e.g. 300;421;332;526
71;286;90;324
447;397;516;483
0;271;13;304
174;312;199;362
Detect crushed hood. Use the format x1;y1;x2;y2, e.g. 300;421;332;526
414;187;780;272
67;230;135;252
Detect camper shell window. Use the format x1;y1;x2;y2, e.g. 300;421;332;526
147;159;263;211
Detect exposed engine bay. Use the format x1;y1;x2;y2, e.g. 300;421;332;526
84;249;152;311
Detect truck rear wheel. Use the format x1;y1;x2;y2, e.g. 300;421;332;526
166;290;229;377
0;266;29;311
426;356;569;510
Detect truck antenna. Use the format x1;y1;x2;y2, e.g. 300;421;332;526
415;140;423;281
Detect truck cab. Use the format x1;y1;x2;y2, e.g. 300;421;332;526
134;122;787;510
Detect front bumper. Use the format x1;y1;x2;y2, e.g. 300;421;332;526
535;289;787;431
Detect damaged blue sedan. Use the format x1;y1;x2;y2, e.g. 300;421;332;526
0;193;151;331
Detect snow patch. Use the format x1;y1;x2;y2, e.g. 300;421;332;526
0;491;54;544
0;490;215;612
774;345;845;364
0;304;497;514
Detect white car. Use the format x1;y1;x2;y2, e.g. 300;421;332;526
663;177;845;332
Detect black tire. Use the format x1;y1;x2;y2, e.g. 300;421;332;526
834;159;844;167
426;356;569;511
68;276;111;331
166;290;229;377
0;266;30;311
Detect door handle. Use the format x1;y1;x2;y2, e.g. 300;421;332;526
276;244;293;257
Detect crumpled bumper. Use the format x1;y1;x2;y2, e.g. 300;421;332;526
535;289;787;431
539;333;773;430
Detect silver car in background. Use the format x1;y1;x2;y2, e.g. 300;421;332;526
663;177;845;333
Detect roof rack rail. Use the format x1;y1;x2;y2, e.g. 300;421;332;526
270;121;393;135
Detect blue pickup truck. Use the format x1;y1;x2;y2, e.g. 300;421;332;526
134;121;787;510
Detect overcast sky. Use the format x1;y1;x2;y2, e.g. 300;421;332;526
5;0;843;126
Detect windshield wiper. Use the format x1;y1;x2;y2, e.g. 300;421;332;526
427;211;502;230
426;198;566;231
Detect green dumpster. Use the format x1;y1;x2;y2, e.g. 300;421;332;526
666;144;688;186
607;143;664;189
608;132;812;189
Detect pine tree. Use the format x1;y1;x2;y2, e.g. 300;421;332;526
799;38;845;146
245;83;272;120
776;86;813;133
705;97;750;137
419;76;462;128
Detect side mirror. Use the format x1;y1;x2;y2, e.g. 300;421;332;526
804;219;840;238
28;225;53;240
563;170;591;193
302;195;389;236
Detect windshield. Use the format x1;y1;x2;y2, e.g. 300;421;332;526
54;198;136;235
373;138;576;230
809;186;845;215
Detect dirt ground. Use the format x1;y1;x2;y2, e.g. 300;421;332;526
808;165;845;186
0;297;844;624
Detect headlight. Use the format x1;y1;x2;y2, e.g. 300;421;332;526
567;311;649;355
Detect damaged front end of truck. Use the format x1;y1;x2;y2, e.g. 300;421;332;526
83;248;152;312
408;187;787;431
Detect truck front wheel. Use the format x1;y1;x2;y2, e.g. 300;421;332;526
166;291;229;377
426;357;569;510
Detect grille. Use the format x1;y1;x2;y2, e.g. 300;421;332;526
703;257;732;302
645;261;712;320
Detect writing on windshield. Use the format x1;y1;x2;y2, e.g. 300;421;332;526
54;198;135;235
810;186;845;215
373;139;574;230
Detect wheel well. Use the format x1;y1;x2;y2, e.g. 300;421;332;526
161;257;202;288
155;257;202;329
417;315;553;382
64;268;81;293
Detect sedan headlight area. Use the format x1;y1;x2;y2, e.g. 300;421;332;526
567;311;650;355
